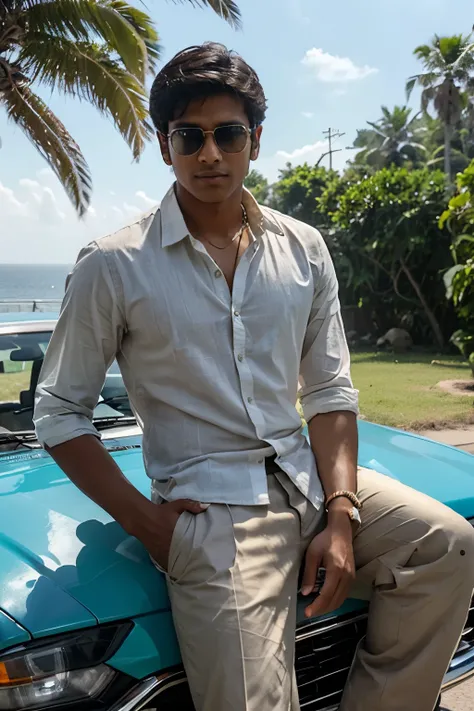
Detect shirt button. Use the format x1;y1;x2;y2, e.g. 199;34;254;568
237;354;244;362
247;396;253;404
215;269;222;278
234;310;240;317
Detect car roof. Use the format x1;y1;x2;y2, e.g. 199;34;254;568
0;316;57;336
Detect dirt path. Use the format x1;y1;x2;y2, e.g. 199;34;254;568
417;427;474;455
442;678;474;710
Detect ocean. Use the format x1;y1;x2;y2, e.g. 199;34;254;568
0;264;72;301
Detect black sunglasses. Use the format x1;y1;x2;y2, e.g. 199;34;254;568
166;124;253;157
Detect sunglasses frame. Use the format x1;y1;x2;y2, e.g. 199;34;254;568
165;124;254;157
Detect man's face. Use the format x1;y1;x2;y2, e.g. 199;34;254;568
159;93;262;203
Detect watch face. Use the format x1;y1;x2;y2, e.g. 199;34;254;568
349;507;362;525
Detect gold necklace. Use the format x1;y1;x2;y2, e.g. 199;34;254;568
203;204;249;251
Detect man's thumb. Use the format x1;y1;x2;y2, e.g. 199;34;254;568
174;499;210;514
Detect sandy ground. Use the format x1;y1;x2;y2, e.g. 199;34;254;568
441;678;474;711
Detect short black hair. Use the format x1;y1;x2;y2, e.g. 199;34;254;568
149;42;267;134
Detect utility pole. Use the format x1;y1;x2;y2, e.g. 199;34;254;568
322;127;345;170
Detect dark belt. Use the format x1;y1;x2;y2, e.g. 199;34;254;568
265;455;281;475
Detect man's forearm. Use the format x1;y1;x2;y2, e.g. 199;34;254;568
47;435;153;536
308;411;358;502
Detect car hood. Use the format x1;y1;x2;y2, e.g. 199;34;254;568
0;424;473;645
0;434;169;646
357;420;474;519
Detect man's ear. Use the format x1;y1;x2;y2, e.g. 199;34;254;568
157;131;172;166
250;125;263;162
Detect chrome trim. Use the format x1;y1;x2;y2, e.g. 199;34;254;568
109;600;474;711
108;671;187;711
442;647;474;690
296;612;368;642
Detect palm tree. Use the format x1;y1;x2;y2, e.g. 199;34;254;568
407;33;474;185
0;0;241;216
352;105;426;169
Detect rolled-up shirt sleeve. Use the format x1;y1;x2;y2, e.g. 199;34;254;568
34;242;125;448
299;233;359;423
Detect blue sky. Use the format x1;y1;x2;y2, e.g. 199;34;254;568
1;0;472;263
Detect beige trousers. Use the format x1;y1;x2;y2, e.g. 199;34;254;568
156;467;474;711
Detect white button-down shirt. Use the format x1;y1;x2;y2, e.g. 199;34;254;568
34;185;358;508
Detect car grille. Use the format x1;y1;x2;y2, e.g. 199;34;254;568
452;596;474;662
143;597;474;711
295;611;368;710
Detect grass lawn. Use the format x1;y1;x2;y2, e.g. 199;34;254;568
0;369;31;403
351;351;474;431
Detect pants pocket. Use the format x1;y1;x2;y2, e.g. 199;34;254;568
149;509;190;580
167;511;196;583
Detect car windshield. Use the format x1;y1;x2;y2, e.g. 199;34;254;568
0;328;134;435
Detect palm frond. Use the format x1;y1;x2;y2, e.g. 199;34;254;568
413;44;432;61
366;120;387;138
25;0;150;81
19;36;153;159
106;0;160;72
169;0;241;29
399;141;426;154
452;41;474;72
1;83;91;215
421;86;436;112
406;76;417;100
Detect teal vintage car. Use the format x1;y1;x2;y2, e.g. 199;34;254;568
0;312;473;711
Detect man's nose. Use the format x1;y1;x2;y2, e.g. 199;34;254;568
198;132;222;163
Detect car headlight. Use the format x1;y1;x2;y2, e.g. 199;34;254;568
0;623;131;710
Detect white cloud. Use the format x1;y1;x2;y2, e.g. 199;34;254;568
17;178;65;223
302;48;378;82
123;202;141;218
255;139;353;182
0;172;167;264
302;111;314;119
0;182;28;216
276;140;327;161
136;190;157;207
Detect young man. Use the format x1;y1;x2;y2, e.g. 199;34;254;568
34;43;474;711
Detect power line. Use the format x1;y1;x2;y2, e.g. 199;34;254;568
321;127;346;170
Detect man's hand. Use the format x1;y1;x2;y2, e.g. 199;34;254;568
301;511;355;618
132;498;208;572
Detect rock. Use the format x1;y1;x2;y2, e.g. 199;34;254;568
376;328;413;352
345;330;358;346
360;333;374;345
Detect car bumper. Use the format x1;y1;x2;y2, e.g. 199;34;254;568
108;596;474;711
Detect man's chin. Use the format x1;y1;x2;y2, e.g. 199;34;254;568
186;179;241;204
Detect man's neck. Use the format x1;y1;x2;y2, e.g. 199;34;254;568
175;182;244;241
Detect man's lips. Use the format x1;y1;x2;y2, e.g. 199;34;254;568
195;172;229;179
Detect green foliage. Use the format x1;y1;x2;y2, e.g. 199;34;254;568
351;105;426;170
269;163;337;226
320;167;450;345
244;169;270;205
439;159;474;367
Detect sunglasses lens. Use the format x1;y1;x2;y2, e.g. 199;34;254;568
214;125;249;153
170;128;204;156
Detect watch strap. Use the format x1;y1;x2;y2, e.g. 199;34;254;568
325;490;362;511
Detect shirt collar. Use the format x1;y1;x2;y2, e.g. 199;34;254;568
160;182;284;248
